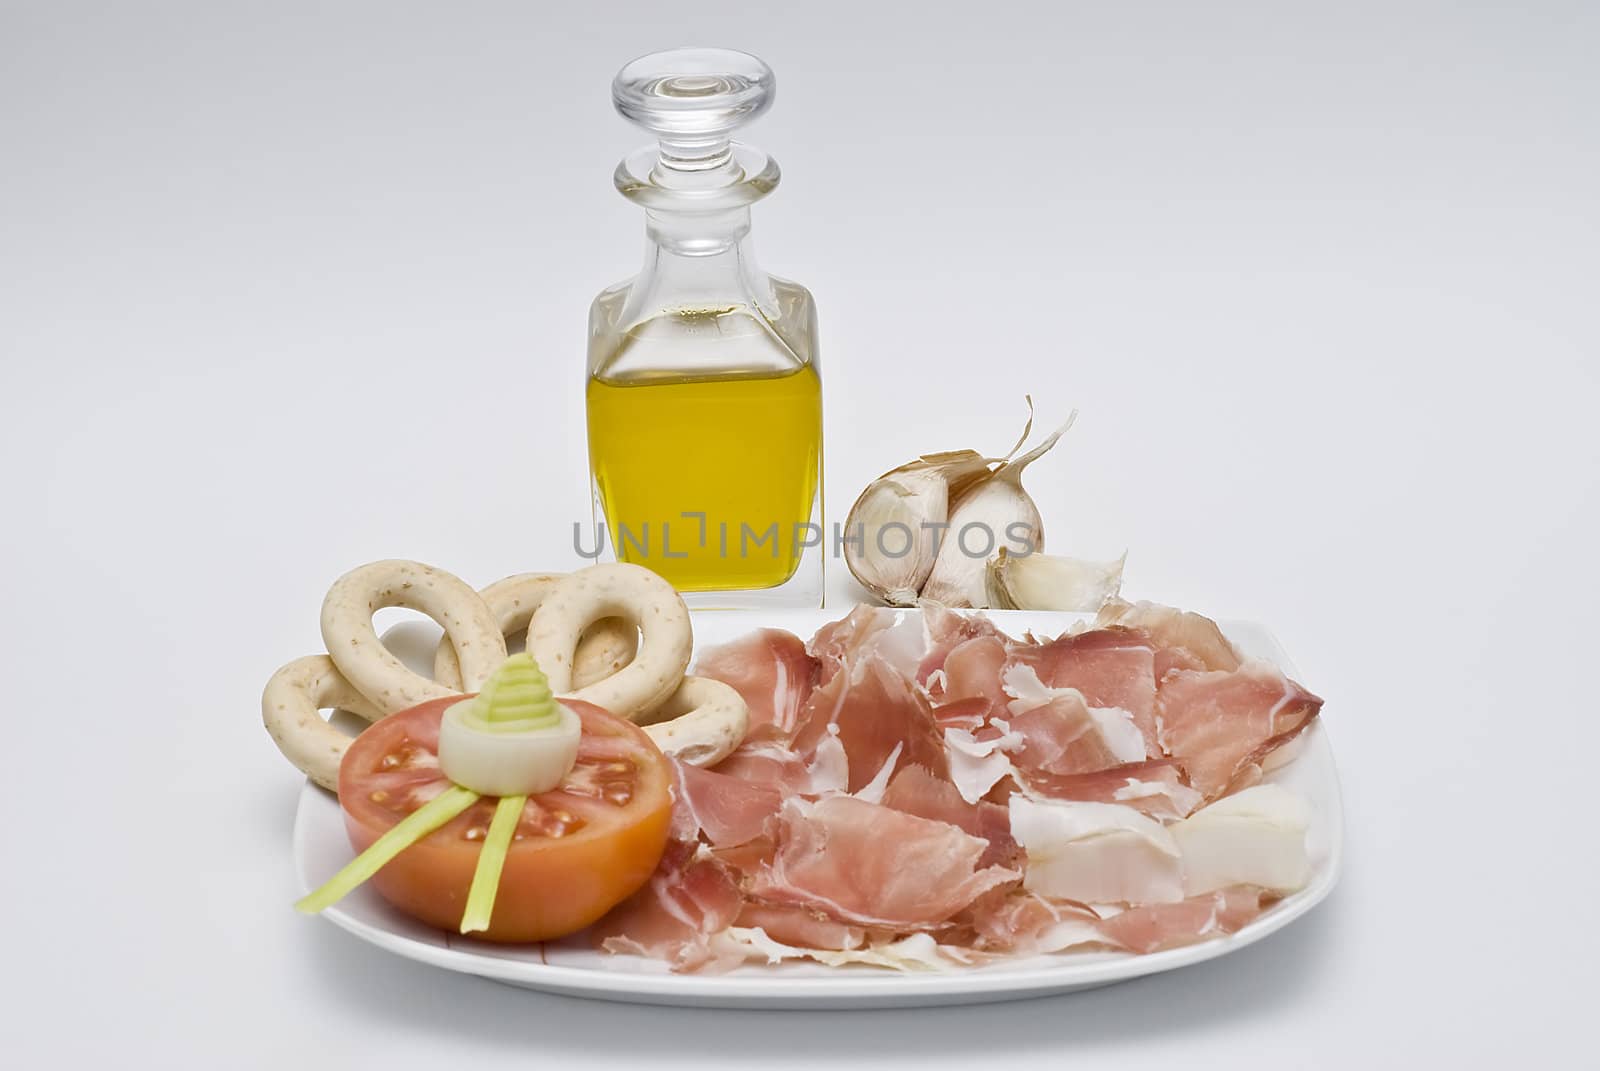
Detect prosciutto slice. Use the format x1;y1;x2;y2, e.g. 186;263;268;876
1098;887;1266;953
931;635;1009;715
709;732;848;797
791;653;949;792
733;901;866;951
881;764;1019;869
1157;661;1323;799
693;628;818;737
591;841;745;971
917;603;1004;685
751;796;1019;928
1008;627;1161;754
1003;682;1147;778
1097;599;1242;675
806;604;897;685
963;890;1107;955
670;760;783;848
1017;758;1202;821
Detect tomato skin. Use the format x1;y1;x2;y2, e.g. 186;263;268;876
338;695;673;943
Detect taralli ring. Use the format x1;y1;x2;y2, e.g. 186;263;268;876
639;676;750;767
526;563;693;719
263;559;753;791
431;572;637;693
322;559;505;715
262;655;383;792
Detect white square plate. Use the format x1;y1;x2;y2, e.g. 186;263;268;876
293;609;1342;1009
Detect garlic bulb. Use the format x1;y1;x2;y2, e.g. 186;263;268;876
842;451;993;605
843;405;1080;609
985;548;1126;612
919;414;1075;608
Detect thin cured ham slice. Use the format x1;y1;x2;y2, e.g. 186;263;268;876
591;841;745;971
1098;886;1266;953
707;834;776;882
1008;627;1161;755
916;603;1004;685
751;796;1019;929
709;732;848;797
692;628;818;737
806;604;897;685
881;764;1019;869
1017;758;1202;821
1097;599;1242;675
931;635;1009;715
670;759;783;848
930;695;991;732
734;901;866;951
1157;661;1322;800
791;653;949;792
962;890;1107;955
1003;681;1147;778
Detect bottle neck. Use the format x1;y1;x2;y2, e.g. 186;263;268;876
644;206;752;257
626;207;773;322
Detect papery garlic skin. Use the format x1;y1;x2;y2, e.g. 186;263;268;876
920;415;1074;608
986;548;1127;612
843;451;992;606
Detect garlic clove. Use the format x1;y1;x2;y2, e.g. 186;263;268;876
843;450;993;606
985;547;1126;612
920;412;1077;608
919;477;1043;607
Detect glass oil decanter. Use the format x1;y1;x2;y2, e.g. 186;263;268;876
586;48;823;608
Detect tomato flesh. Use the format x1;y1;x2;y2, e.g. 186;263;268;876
338;695;673;942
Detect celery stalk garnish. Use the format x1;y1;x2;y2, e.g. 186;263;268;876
459;794;527;934
295;784;479;914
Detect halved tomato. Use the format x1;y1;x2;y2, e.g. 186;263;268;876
338;695;673;942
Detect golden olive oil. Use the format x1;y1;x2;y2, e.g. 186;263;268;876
586;364;822;591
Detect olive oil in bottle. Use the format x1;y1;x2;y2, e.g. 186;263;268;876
585;49;824;606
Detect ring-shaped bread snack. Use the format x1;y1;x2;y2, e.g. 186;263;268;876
262;655;383;791
322;559;504;715
431;572;637;692
639;676;750;767
265;559;752;790
526;563;693;719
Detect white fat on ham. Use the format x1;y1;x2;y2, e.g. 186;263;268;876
1172;784;1311;896
711;927;981;971
1009;796;1184;904
853;742;904;804
942;720;1023;803
1113;776;1203;817
1001;664;1146;764
871;611;932;680
805;729;850;795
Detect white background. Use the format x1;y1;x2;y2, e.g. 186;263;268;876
3;1;1595;1066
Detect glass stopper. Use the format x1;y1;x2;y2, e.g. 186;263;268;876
612;48;775;174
